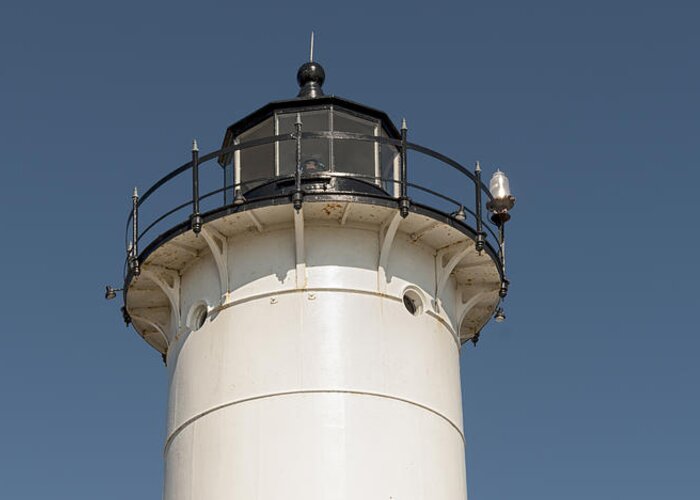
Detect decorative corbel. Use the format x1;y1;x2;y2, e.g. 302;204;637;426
201;226;229;302
378;210;403;292
141;266;181;330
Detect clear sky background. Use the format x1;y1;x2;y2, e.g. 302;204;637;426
1;1;698;499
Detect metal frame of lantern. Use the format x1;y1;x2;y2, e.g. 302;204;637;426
118;126;515;343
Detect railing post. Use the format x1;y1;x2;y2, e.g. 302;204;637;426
498;222;509;298
130;186;140;276
190;139;203;234
399;118;410;218
292;117;304;211
474;161;485;254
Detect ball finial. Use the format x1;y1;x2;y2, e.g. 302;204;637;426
297;61;325;98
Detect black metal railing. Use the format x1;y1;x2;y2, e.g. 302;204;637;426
123;130;506;288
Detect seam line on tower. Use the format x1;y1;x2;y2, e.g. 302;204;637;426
164;389;466;455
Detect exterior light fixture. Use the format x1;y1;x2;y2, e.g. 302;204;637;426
105;285;123;300
494;307;506;322
485;169;514;299
471;331;481;346
452;205;467;221
232;188;246;206
486;170;516;223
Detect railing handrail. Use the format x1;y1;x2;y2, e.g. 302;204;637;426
124;130;502;282
126;131;492;222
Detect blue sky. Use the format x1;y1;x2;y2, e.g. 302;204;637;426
1;1;698;499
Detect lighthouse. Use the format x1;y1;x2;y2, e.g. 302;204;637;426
108;57;515;500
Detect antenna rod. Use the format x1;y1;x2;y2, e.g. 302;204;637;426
310;32;314;62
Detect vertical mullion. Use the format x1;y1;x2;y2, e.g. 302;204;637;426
373;122;380;185
274;114;280;176
329;106;334;172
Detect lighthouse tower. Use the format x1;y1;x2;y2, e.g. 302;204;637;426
110;59;515;500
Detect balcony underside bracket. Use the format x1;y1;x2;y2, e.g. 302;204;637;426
455;290;492;340
378;210;403;292
141;266;181;331
201;226;229;302
435;240;474;309
246;211;264;232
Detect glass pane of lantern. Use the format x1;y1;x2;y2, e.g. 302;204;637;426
333;110;377;182
277;110;330;176
380;128;399;195
238;118;274;191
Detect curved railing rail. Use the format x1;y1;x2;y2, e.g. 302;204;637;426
122;130;507;288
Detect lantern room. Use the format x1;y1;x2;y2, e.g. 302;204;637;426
218;62;402;201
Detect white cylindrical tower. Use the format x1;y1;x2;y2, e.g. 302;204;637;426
112;60;514;500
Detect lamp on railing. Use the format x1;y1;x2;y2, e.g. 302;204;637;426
486;169;515;299
486;170;516;223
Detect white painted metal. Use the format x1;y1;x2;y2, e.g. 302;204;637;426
126;200;502;500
